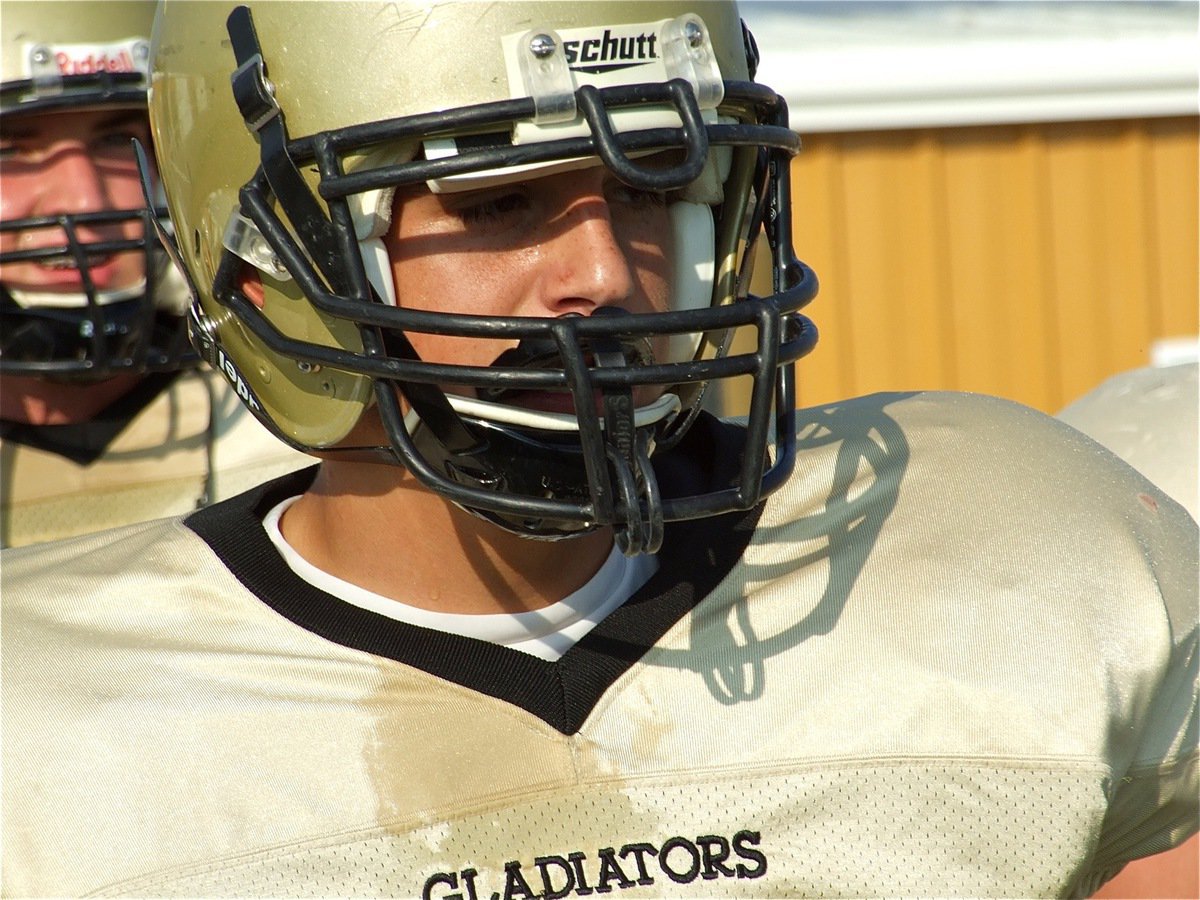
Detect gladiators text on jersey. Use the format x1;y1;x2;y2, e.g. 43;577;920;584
421;830;767;899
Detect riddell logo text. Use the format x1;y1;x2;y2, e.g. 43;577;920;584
563;30;658;73
422;830;766;900
55;50;138;75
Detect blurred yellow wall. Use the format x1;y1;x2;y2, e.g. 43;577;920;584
736;115;1198;415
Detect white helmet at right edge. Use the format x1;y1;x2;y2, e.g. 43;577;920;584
148;1;818;555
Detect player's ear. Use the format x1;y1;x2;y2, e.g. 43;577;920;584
236;265;265;309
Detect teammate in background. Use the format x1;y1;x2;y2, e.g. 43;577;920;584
0;0;312;548
1058;360;1198;522
3;2;1195;896
1056;359;1200;900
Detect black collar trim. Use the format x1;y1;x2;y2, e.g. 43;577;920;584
185;416;760;734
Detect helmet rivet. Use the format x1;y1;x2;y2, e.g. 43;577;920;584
30;46;51;65
297;361;321;374
529;33;556;59
193;311;218;342
685;21;704;48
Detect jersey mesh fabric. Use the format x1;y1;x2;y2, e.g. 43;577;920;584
3;392;1196;898
95;765;1111;898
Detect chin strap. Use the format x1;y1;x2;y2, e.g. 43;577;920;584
227;6;344;287
586;308;664;556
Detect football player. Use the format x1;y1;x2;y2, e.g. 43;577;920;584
1059;361;1197;521
3;2;1195;896
0;0;312;547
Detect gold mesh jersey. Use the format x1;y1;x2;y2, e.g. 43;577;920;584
3;392;1196;899
0;368;315;548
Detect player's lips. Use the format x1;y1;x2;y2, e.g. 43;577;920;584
10;252;123;290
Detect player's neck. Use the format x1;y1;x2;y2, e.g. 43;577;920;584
0;372;144;425
278;460;615;615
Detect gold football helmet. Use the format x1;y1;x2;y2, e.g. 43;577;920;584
149;1;817;553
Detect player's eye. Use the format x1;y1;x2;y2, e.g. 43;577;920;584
607;184;668;209
452;191;532;226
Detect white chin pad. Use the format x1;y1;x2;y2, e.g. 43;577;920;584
6;280;146;310
668;201;715;362
405;391;683;435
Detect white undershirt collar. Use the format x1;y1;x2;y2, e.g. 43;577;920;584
263;495;657;661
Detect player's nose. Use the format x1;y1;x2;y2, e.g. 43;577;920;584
529;176;637;318
34;142;109;217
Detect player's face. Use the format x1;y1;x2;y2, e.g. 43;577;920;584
383;164;673;413
0;107;152;297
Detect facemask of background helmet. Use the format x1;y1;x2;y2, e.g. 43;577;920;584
0;0;192;380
